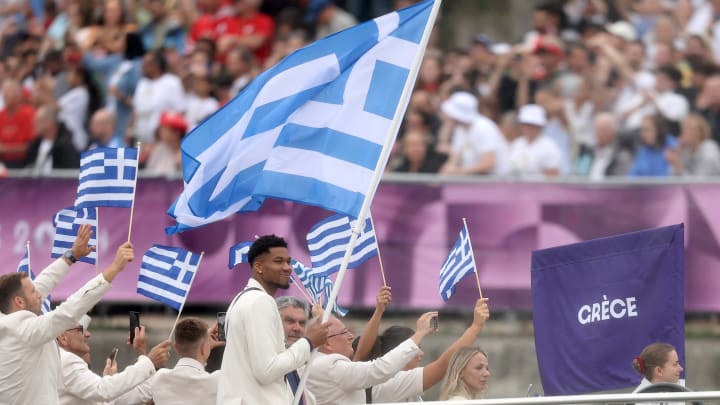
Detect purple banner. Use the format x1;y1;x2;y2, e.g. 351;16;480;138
2;178;720;311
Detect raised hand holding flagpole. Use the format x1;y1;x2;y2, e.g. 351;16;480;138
463;217;483;298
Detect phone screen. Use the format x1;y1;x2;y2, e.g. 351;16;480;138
217;312;227;342
129;311;140;344
430;315;438;331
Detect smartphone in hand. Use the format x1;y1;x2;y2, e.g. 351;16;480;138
129;311;140;344
108;348;119;363
217;312;227;342
430;315;438;331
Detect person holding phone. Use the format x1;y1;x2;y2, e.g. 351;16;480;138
0;227;133;405
218;235;330;405
56;317;171;405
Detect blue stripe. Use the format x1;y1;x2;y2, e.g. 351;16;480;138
255;172;363;218
138;274;189;297
308;224;350;247
137;287;182;310
77;186;135;195
364;61;409;120
141;262;180;279
392;0;432;44
309;236;351;257
276;124;382;171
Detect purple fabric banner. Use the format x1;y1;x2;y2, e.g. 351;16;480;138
532;224;685;395
1;178;720;311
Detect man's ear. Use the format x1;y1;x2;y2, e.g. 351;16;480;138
252;261;263;274
12;295;25;310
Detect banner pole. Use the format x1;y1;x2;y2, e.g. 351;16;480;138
127;142;142;242
167;251;204;341
463;217;483;299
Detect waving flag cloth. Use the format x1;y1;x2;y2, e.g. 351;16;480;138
137;245;202;310
166;0;439;235
307;214;377;277
292;259;348;316
51;207;98;265
439;221;481;301
75;148;138;208
228;241;253;269
532;224;685;395
17;245;52;313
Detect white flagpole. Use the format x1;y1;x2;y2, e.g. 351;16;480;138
167;251;204;341
462;218;483;298
127;142;141;242
367;214;388;287
292;2;442;404
25;240;30;272
95;209;100;275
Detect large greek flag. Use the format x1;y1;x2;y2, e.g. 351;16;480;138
439;226;476;301
17;251;52;313
307;214;377;276
137;245;201;310
166;0;436;234
75;148;138;208
51;207;98;265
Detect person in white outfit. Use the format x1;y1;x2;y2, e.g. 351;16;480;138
57;317;170;405
0;226;134;405
509;104;565;177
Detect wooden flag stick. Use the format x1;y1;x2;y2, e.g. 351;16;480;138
168;251;204;341
290;274;315;304
368;214;387;287
127;142;142;242
462;218;483;299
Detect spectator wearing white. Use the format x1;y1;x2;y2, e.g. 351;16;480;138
666;113;720;176
575;113;633;179
128;317;224;404
57;317;170;405
438;91;509;176
0;227;133;405
509;104;564;177
132;50;185;143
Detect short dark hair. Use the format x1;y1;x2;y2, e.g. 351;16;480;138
657;64;682;86
248;235;288;265
174;317;209;357
0;273;27;314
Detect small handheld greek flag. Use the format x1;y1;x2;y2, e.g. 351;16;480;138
293;259;348;316
75;147;138;209
17;250;52;313
137;245;201;310
307;214;378;277
51;207;98;265
439;225;476;301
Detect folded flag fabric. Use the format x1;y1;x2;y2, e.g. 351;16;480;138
228;241;253;269
137;245;201;310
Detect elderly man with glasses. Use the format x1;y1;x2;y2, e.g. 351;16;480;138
56;316;170;405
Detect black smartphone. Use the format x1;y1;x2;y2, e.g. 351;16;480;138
129;311;140;344
217;312;227;342
108;347;119;363
430;315;438;331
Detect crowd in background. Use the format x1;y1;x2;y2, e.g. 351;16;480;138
1;0;720;180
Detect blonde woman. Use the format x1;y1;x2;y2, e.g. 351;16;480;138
666;113;720;176
439;346;490;400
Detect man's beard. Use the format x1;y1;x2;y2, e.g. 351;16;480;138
271;280;290;290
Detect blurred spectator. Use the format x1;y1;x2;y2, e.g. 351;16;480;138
145;111;187;176
695;74;720;144
666;113;720;176
185;72;218;129
224;45;257;97
628;114;677;177
84;0;135;54
24;105;79;175
509;104;564;177
393;130;446;174
138;0;186;53
575;113;633;179
57;65;100;152
88;108;124;149
105;32;146;143
437;92;509;176
132;51;185;144
649;64;689;128
307;0;357;41
218;0;275;64
187;0;235;53
0;79;35;168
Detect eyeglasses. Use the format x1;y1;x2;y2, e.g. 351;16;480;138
65;325;84;334
327;329;351;339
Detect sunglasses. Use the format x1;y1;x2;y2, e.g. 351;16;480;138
65;325;85;334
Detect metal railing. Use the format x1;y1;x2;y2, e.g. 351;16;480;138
376;390;720;404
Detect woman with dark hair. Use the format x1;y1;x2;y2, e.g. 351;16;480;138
628;114;677;177
631;342;685;405
57;64;101;151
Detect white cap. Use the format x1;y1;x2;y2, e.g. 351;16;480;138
441;92;479;124
518;104;547;127
606;21;637;42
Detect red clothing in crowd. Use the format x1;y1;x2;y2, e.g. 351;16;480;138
220;12;275;64
0;104;35;166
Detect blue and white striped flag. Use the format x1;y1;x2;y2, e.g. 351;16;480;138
307;214;378;276
439;226;476;301
75;147;138;208
228;241;253;269
293;259;348;316
137;245;201;310
51;207;98;265
17;251;52;313
166;0;437;234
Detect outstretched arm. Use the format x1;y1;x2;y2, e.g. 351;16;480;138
353;286;392;361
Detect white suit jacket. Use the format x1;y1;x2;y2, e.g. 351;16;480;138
0;259;112;405
306;338;422;405
58;349;155;405
217;278;312;405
